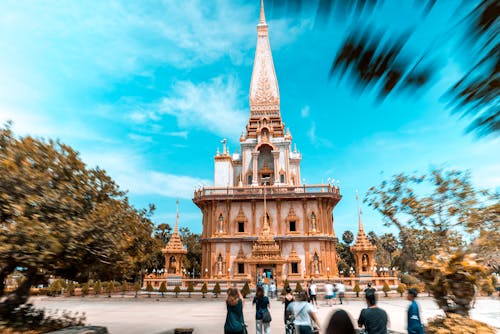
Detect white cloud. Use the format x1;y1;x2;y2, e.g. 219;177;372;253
301;105;310;118
158;75;247;138
82;149;211;199
307;121;334;148
166;131;188;139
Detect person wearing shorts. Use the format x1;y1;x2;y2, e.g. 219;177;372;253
309;280;317;307
324;281;334;306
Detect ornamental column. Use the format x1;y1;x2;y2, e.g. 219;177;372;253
272;150;280;184
252;151;259;186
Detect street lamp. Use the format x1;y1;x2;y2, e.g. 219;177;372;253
327;267;330;280
205;268;208;278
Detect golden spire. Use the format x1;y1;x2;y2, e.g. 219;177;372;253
259;0;266;25
249;0;280;115
174;199;179;235
163;199;187;254
356;190;364;233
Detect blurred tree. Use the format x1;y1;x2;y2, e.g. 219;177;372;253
380;233;398;264
367;231;378;246
365;168;491;271
0;124;157;318
159;282;167;297
272;0;499;137
342;230;354;245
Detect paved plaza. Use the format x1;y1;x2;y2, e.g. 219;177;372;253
32;295;500;334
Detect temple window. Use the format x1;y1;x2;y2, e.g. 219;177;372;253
238;221;245;233
289;221;296;232
280;174;285;183
248;174;253;185
238;263;245;274
291;262;298;274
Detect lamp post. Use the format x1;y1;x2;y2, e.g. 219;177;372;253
205;268;208;278
327;267;330;281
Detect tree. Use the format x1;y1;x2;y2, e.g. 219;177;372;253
241;282;251;298
367;231;378;246
336;243;355;276
146;282;153;298
0;124;158;318
49;280;63;297
159;282;167;297
213;282;221;298
380;233;398;264
201;282;208;298
365;168;489;271
295;282;303;293
187;283;194;298
342;230;354;245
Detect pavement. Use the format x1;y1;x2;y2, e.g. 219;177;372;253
31;294;500;334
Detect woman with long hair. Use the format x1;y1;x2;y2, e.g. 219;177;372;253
325;309;355;334
224;287;246;334
252;285;271;334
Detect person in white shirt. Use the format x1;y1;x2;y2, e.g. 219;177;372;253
324;281;334;307
308;280;317;307
287;291;321;334
336;281;346;305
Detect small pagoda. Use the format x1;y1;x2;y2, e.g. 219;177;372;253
351;192;377;277
162;200;187;276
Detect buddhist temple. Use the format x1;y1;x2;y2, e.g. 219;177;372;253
193;0;342;285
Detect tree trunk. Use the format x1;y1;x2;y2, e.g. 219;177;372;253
0;262;16;299
0;267;38;319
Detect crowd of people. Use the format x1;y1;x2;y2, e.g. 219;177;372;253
224;280;425;334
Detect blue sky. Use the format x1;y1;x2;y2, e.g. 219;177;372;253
1;0;498;237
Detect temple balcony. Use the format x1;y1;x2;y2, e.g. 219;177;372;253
193;184;341;204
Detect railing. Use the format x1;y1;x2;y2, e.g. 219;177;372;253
193;184;341;200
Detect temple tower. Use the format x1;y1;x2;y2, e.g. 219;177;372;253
193;0;342;285
351;192;377;277
162;200;187;276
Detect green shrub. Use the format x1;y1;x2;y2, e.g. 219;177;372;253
281;280;290;296
134;281;141;298
174;285;181;298
81;283;89;297
295;282;303;293
396;283;407;297
49;280;63;296
187;283;194;297
382;282;391;297
146;281;154;298
107;281;115;297
121;281;129;296
201;282;208;298
399;273;420;285
241;282;251;298
159;282;167;297
353;283;361;297
213;282;221;297
93;281;102;296
67;282;76;296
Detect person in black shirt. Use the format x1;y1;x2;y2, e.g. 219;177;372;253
358;292;388;334
364;282;376;296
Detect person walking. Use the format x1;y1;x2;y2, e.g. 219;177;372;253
287;291;321;334
270;280;277;299
325;309;355;334
253;285;271;334
357;292;388;334
283;287;295;323
324;281;334;307
224;287;246;334
337;281;346;305
407;288;425;334
308;280;318;307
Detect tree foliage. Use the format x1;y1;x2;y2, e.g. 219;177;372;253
273;0;498;137
342;230;354;245
0;124;157;317
365;168;490;270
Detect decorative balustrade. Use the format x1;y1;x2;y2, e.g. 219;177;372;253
193;184;341;200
